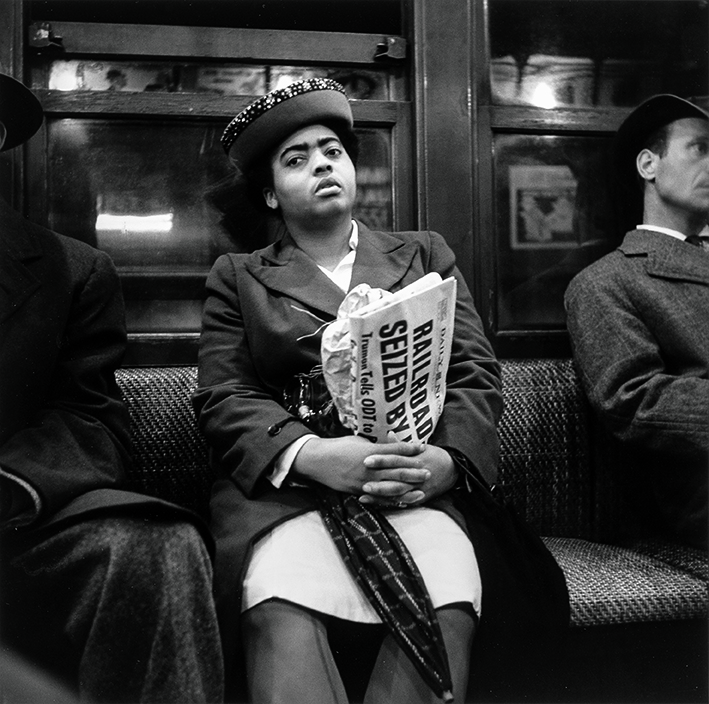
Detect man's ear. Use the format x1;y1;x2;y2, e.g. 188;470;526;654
263;188;279;210
0;123;6;151
636;148;658;183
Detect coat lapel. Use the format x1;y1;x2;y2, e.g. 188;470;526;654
244;232;346;319
0;199;43;323
350;223;418;291
244;222;421;318
621;229;709;285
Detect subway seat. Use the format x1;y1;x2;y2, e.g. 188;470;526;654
116;360;708;703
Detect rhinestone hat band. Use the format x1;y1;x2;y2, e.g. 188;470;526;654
221;78;348;156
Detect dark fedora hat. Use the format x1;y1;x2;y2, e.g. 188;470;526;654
615;93;709;182
612;94;709;231
0;72;43;152
221;77;353;171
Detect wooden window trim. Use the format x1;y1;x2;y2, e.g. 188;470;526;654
34;90;407;122
488;105;629;134
32;21;406;66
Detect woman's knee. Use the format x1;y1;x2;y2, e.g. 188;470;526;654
242;599;329;646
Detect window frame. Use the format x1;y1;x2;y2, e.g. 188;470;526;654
22;16;414;364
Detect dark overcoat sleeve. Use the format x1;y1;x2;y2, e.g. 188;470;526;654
192;253;318;499
565;255;709;463
0;235;131;524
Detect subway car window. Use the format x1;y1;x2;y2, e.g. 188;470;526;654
480;0;708;357
21;0;409;362
33;61;393;99
493;133;616;331
5;0;706;360
490;0;708;108
44;119;392;336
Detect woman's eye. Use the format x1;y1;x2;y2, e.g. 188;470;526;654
286;155;304;167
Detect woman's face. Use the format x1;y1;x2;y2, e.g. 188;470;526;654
263;124;357;225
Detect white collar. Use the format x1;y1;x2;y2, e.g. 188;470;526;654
318;220;358;292
636;224;688;241
347;219;359;250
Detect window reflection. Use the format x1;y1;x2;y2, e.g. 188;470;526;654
354;130;393;231
494;134;619;330
490;0;708;108
48;119;231;269
38;60;392;99
46;119;393;334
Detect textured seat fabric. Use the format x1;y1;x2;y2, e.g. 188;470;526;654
498;360;594;538
498;359;623;542
116;362;708;632
544;537;708;627
116;366;214;517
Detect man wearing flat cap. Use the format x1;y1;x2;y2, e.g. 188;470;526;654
565;94;709;549
0;72;223;701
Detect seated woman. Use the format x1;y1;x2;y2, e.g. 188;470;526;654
193;78;563;704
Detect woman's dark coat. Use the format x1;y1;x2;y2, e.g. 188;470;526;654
193;223;568;696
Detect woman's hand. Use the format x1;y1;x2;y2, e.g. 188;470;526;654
291;435;431;498
359;443;457;509
291;435;457;509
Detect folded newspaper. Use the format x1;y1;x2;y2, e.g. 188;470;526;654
321;273;457;443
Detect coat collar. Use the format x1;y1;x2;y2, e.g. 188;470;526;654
0;196;43;322
620;229;709;284
244;221;418;318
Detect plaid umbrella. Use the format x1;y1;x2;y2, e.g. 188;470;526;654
314;486;455;702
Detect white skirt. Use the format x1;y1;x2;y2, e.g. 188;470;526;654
242;507;482;622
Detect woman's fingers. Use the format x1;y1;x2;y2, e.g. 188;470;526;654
361;479;425;496
363;468;430;487
363;451;425;470
359;488;425;507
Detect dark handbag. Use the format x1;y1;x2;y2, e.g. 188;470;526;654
281;365;350;438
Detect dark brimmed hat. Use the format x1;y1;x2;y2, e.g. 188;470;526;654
221;78;353;170
612;94;709;231
0;72;43;152
615;94;709;182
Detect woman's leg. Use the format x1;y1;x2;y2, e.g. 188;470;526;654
241;598;349;704
363;603;476;704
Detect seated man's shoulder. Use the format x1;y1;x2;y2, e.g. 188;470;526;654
566;248;633;302
27;220;115;277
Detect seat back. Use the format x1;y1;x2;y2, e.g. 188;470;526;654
116;366;214;518
117;360;620;538
498;359;619;540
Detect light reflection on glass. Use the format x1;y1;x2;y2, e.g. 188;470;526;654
494;133;618;330
95;212;174;235
489;1;707;108
40;61;391;100
529;83;556;109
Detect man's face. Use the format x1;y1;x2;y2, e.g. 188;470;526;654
264;124;357;224
652;117;709;219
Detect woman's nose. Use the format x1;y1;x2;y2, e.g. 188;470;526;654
313;152;332;172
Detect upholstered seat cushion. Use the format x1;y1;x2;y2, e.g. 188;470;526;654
545;537;708;627
116;363;708;634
